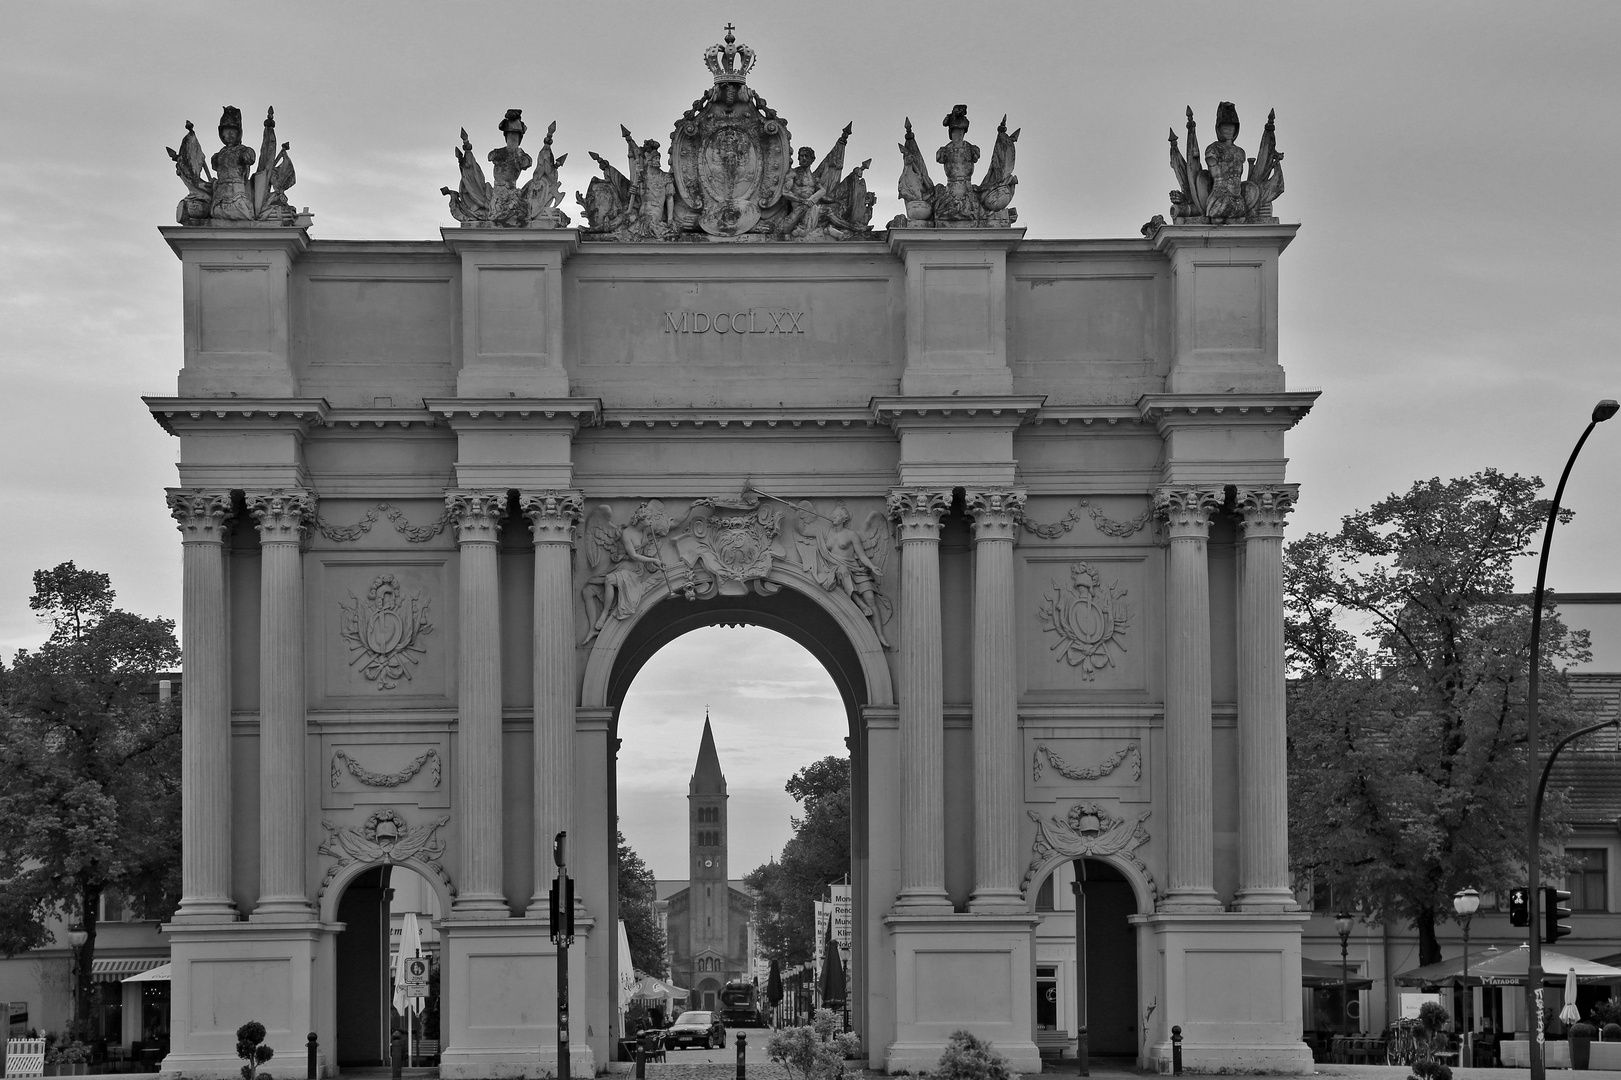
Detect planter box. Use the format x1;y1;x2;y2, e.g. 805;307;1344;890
1502;1041;1573;1068
1590;1042;1621;1071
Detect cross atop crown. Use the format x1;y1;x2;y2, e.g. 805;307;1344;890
703;23;756;86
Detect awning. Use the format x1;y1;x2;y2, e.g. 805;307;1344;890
123;963;171;984
1302;957;1374;990
1394;944;1621;987
90;958;167;983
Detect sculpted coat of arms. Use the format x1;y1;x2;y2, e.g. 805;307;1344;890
1037;562;1131;679
318;808;453;898
1023;801;1155;898
339;574;433;689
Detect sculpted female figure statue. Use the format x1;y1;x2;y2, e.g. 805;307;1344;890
209;106;257;221
487;109;533;227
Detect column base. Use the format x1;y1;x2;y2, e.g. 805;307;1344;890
248;897;316;922
452;893;513;919
891;888;954;915
966;888;1027;914
171;898;239;924
883;912;1040;1075
1233;887;1299;913
1159;889;1224;913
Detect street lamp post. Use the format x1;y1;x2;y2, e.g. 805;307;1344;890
1455;887;1480;1068
1334;912;1354;1035
1526;399;1618;1080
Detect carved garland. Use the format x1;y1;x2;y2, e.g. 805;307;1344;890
316;502;454;544
1019;500;1154;540
330;748;442;790
1023;801;1159;904
1032;742;1141;783
318;809;455;900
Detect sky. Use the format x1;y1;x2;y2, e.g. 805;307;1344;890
3;0;1620;875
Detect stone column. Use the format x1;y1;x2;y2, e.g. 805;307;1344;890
249;489;315;919
448;491;510;917
1154;486;1224;911
1234;485;1298;910
167;490;239;922
966;489;1026;912
522;490;584;916
886;489;951;912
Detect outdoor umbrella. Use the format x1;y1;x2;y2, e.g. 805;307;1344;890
1561;967;1582;1023
818;917;846;1006
391;912;424;1066
1394;944;1621;987
767;959;783;1009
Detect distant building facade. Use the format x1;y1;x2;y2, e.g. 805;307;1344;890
657;718;754;1011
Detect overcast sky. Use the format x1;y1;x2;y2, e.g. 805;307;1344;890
3;1;1620;877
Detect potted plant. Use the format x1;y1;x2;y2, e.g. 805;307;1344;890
1605;1023;1621;1042
60;1041;91;1076
1406;1002;1453;1080
1571;1021;1597;1070
1593;1024;1621;1070
235;1021;274;1080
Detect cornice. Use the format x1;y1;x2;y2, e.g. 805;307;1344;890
159;225;311;260
601;407;880;430
1150;222;1300;254
317;409;443;431
1137;391;1319;432
887;226;1026;257
145;397;330;436
1028;406;1152;430
439;227;582;258
871;395;1046;430
421;397;602;429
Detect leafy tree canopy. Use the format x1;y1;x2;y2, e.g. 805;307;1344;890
745;756;850;967
0;563;182;1032
618;829;667;978
1285;471;1592;964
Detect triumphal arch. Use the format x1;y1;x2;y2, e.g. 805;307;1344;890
149;28;1313;1076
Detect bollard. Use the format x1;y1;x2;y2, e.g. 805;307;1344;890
1171;1025;1183;1076
1077;1026;1089;1077
390;1027;406;1080
736;1032;746;1080
306;1032;318;1080
635;1037;646;1080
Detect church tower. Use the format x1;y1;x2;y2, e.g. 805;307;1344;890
688;713;730;996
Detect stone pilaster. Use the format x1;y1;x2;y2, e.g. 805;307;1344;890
966;489;1026;913
167;490;239;922
248;489;315;920
1154;486;1224;911
1234;485;1298;910
448;490;510;917
521;490;584;917
886;488;952;912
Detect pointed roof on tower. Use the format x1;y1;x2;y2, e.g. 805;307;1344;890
690;711;727;795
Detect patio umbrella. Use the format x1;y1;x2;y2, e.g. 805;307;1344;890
1394;944;1621;987
1561;967;1581;1023
818;917;845;1006
391;912;424;1067
767;959;783;1008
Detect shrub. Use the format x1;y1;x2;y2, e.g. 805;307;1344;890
935;1030;1017;1080
60;1042;91;1065
766;1010;860;1080
236;1021;274;1080
1604;1022;1621;1041
1571;1022;1597;1039
1594;1000;1621;1028
1417;1001;1450;1033
1410;1059;1452;1080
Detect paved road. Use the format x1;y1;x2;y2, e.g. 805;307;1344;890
655;1026;775;1065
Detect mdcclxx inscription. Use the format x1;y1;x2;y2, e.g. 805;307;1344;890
662;310;805;334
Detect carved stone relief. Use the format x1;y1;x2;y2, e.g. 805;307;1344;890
1162;101;1284;227
316;502;453;544
578;494;895;646
1019;499;1155;540
331;747;442;789
1032;741;1140;783
441;110;571;228
318;808;453;899
339;574;433;689
889;105;1020;229
1023;801;1157;903
168;106;305;227
1037;562;1132;678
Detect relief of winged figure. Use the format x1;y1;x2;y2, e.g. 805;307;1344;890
578;500;676;643
789;500;894;648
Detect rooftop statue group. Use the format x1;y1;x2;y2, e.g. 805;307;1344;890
166;32;1288;236
167;106;302;227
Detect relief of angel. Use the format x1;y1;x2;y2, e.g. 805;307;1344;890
791;500;894;648
579;500;675;643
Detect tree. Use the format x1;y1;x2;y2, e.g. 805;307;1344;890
745;756;850;967
1285;471;1591;964
618;830;667;978
0;563;182;1033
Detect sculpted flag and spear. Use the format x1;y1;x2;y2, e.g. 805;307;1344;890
891;104;1020;228
168;105;301;226
440;109;571;228
1164;101;1284;225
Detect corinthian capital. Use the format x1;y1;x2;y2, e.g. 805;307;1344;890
1154;486;1223;538
1236;485;1299;538
521;490;584;545
446;490;507;543
247;489;314;544
965;489;1026;542
167;489;234;543
886;488;950;542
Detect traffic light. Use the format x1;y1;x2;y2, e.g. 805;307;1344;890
1509;887;1529;927
1545;887;1573;944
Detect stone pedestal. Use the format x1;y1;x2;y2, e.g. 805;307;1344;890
442;229;580;399
888;228;1024;396
883;914;1041;1075
1135;912;1312;1073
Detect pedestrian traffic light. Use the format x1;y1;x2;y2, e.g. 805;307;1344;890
1544;887;1573;943
1508;887;1529;927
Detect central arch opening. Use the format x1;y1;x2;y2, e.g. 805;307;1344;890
599;582;876;1051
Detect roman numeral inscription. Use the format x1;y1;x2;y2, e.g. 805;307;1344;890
662;310;806;334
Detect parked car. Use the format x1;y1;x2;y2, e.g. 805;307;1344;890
665;1011;726;1050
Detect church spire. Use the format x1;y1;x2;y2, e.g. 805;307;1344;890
690;711;727;795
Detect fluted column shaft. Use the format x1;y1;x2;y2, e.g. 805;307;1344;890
1235;486;1298;909
968;490;1026;912
169;490;238;922
888;489;951;912
250;490;314;919
523;491;583;917
1156;487;1223;910
450;491;509;916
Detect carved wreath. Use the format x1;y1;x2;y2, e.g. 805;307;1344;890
1037;562;1132;678
1023;801;1158;903
330;747;442;789
1019;499;1154;540
339;574;433;689
318;808;455;899
1033;742;1141;783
